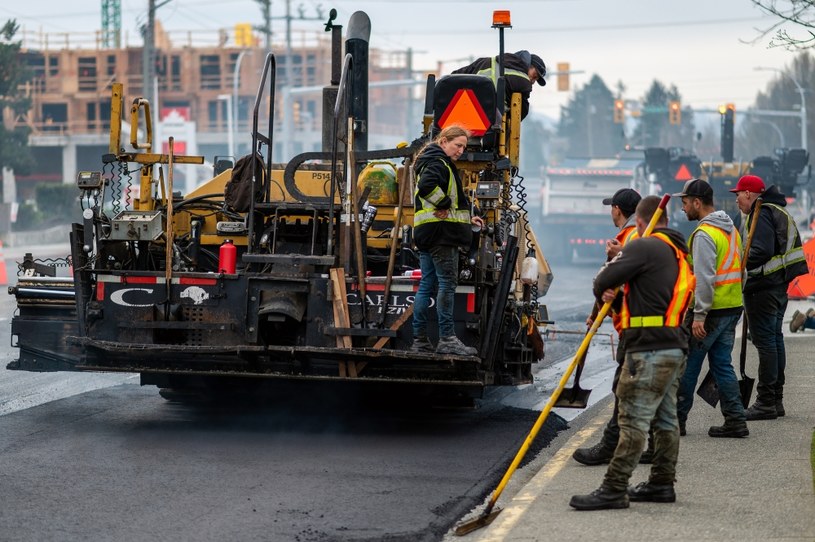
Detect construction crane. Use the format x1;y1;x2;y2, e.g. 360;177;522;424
101;0;122;48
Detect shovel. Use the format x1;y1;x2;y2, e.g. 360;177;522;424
696;369;719;408
554;332;592;409
453;194;672;537
736;198;762;409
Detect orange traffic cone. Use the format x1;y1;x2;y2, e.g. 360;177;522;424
0;240;7;285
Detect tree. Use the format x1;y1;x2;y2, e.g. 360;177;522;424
0;20;34;176
740;52;814;157
556;74;622;157
750;0;815;50
630;81;695;150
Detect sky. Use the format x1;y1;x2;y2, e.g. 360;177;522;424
7;0;808;123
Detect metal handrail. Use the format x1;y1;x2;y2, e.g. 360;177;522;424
246;52;277;253
327;53;353;256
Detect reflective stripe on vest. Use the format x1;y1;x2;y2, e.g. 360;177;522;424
611;224;640;335
689;224;743;310
616;225;639;246
414;159;471;228
745;202;806;277
620;232;696;329
476;56;530;87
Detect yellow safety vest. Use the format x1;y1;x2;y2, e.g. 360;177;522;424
689;224;743;310
413;159;471;229
745;202;806;279
476;56;530;87
620;232;696;329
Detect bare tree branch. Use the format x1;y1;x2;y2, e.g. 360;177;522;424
751;0;815;49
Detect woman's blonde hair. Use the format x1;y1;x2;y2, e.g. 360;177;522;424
417;125;471;158
436;125;471;144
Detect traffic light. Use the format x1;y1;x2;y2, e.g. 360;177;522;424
720;105;734;162
234;23;253;47
613;99;625;124
718;102;736;123
668;100;681;125
557;62;570;92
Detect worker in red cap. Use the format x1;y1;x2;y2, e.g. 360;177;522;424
731;174;807;420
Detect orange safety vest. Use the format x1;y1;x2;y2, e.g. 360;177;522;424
611;225;641;334
616;224;639;246
620;232;696;330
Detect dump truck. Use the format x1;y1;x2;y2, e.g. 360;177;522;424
537;152;647;263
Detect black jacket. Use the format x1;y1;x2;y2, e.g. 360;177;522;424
452;52;533;119
744;184;807;294
593;227;691;354
412;143;473;250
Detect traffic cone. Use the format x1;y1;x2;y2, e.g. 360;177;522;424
0;240;7;285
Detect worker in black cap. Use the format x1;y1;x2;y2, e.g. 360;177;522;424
573;187;649;467
452;50;546;120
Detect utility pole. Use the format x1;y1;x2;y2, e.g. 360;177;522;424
273;0;324;159
254;0;272;51
141;0;156;109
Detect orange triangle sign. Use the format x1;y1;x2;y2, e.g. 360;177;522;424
438;89;490;136
674;163;693;181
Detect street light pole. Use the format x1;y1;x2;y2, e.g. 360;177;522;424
217;94;235;158
232;49;252;156
755;66;807;152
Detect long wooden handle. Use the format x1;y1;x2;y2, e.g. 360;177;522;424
738;198;762;377
480;194;671;516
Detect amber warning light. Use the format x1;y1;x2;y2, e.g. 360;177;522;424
492;10;511;27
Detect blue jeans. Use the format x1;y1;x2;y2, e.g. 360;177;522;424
603;349;686;491
744;286;787;405
677;312;745;424
412;246;458;338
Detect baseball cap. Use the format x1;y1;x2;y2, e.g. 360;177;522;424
530;54;547;86
602;188;641;213
729;174;765;193
672;178;713;198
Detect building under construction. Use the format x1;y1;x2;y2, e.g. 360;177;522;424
13;15;421;198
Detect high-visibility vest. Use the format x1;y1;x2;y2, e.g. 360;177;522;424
620;232;695;329
616;224;639;246
611;224;640;334
413;159;471;229
476;56;530;88
689;224;743;310
745;202;806;281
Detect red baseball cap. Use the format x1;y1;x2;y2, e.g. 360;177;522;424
729;175;765;193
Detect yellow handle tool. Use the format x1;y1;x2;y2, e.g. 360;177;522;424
454;194;671;536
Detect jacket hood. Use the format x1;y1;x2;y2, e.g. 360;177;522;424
698;210;734;233
414;143;449;173
759;184;787;207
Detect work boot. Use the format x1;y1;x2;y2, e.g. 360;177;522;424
569;486;629;510
627;481;676;503
572;441;615;466
708;420;749;438
436;336;478;356
745;402;778;421
790;310;806;333
776;399;785;417
409;336;435;353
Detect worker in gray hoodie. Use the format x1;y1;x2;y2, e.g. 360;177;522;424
673;179;748;438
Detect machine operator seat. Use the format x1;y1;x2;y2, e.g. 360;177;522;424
432;74;499;152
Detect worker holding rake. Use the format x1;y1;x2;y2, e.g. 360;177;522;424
570;196;695;510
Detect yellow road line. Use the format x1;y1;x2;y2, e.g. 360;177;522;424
475;403;613;541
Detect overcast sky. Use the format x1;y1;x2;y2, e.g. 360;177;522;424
8;0;806;121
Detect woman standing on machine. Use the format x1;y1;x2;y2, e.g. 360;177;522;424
410;126;484;355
